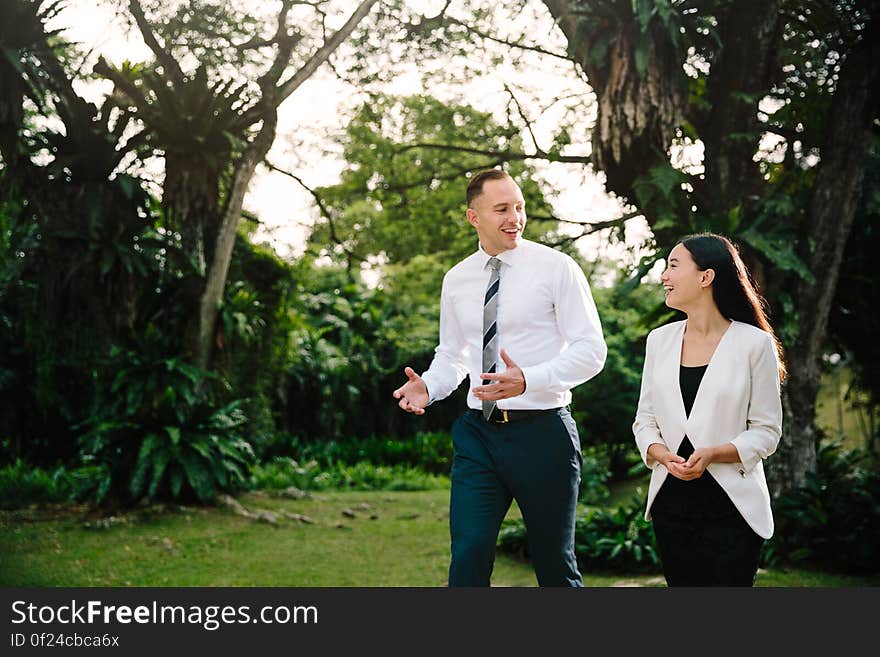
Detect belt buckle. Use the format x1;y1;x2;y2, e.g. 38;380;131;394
495;409;509;424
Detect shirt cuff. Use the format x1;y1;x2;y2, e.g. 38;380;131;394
520;363;551;394
420;372;436;406
730;439;761;473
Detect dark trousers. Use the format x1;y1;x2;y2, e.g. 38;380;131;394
448;408;583;587
651;505;764;587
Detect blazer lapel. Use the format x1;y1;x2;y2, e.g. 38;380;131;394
670;321;688;427
655;321;688;451
684;320;736;442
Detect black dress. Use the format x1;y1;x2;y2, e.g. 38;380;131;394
650;364;764;586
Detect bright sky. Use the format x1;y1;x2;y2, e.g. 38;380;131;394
52;0;658;283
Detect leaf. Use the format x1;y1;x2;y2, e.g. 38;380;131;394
180;451;214;500
740;230;815;283
165;426;181;446
96;474;112;504
148;451;171;498
116;174;136;200
170;468;184;498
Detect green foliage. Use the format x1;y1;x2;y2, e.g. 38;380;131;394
276;432;453;475
249;457;449;492
309;93;560;271
497;495;659;573
0;460;106;509
632;160;693;232
568;0;714;81
77;329;255;505
573;283;665;477
215;236;296;450
828;136;880;422
766;444;880;574
579;447;612;505
0;460;71;509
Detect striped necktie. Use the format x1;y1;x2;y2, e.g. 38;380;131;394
482;257;502;421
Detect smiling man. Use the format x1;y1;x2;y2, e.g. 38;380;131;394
392;169;607;587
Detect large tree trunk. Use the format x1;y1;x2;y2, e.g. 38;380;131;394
768;19;880;495
195;112;277;371
698;0;781;219
163;152;224;275
163;150;225;360
542;0;685;197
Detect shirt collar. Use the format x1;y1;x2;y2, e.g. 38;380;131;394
476;240;526;269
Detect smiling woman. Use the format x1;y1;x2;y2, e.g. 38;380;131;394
633;232;786;587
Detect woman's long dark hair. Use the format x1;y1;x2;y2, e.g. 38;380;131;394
678;233;787;381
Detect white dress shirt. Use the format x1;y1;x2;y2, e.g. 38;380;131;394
420;239;607;410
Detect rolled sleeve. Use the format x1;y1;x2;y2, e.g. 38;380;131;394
632;331;663;469
730;333;783;473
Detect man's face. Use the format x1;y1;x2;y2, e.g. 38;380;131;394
466;177;526;255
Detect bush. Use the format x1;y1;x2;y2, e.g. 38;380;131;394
0;461;117;509
766;443;880;574
0;460;71;509
580;447;612;505
249;457;450;492
271;432;454;475
77;331;255;505
268;434;614;502
497;495;660;574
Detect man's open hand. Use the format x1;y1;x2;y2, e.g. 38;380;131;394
472;348;526;401
393;366;429;415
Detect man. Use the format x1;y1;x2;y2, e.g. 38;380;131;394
393;169;606;587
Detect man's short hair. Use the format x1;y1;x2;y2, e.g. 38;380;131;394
466;169;512;208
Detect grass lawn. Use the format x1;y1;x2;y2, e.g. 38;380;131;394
1;487;877;587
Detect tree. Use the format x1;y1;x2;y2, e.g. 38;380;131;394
0;0;165;462
94;0;380;371
414;0;880;494
543;0;880;493
827;134;880;452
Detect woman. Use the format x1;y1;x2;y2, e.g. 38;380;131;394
632;233;785;586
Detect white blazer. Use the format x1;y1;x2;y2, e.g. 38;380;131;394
632;319;783;538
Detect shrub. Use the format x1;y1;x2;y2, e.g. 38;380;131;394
580;447;612;505
0;460;71;509
249;457;449;492
765;443;880;574
272;432;453;475
77;331;254;505
497;495;660;574
268;433;614;503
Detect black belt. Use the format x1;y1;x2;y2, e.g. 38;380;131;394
470;407;562;424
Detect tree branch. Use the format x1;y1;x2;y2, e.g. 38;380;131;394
394;142;591;164
530;209;642;228
383;159;506;193
504;83;541;152
542;214;634;248
128;0;185;82
235;0;379;129
275;0;379;104
428;13;573;63
257;0;297;90
264;160;365;263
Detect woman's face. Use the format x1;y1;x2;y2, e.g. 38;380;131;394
660;243;706;311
